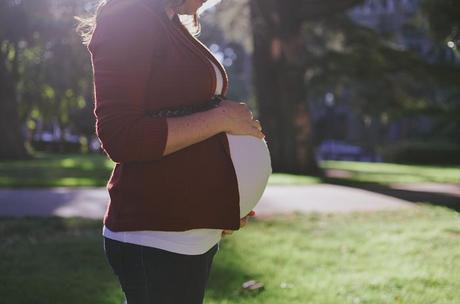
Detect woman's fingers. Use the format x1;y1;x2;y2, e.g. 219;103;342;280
222;211;256;237
221;99;266;139
222;229;234;235
241;210;256;227
254;119;262;131
251;120;265;138
240;217;248;228
248;121;264;139
255;127;265;139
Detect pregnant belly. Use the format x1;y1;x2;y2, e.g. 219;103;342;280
226;134;272;217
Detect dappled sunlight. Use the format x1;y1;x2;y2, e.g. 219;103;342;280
321;161;460;184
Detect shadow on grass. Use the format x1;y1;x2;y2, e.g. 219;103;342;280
0;217;123;304
0;216;262;304
206;240;264;303
321;176;460;212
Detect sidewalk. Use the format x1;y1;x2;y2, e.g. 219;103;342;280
0;184;414;219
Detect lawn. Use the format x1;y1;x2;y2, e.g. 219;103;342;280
0;152;114;188
1;152;459;188
321;160;460;185
0;205;459;304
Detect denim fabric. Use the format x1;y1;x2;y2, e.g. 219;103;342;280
103;237;219;304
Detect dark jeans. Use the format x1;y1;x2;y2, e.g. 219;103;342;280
103;237;219;304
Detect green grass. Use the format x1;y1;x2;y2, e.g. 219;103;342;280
0;152;113;187
0;205;459;304
0;152;320;188
321;161;460;185
267;173;320;185
0;153;459;187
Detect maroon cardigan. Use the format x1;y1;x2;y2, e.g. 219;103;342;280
87;0;241;231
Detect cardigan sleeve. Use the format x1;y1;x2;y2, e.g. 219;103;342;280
87;1;168;163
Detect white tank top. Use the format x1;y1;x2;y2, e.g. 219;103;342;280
102;59;272;255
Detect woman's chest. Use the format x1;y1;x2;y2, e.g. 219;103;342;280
145;32;218;109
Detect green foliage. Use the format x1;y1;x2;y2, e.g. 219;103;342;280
420;0;460;49
304;5;460;115
0;0;95;143
297;0;460;146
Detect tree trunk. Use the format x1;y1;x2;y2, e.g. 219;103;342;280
250;0;318;174
249;0;365;174
0;42;30;160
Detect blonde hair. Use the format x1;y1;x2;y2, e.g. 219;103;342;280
74;0;200;46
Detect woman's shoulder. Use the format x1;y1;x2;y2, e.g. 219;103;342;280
97;0;165;28
89;0;168;50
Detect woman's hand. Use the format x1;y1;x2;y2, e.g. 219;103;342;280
221;210;256;237
214;100;265;139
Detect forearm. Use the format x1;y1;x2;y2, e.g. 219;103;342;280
163;108;225;156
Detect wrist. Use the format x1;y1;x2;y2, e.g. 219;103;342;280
207;106;228;134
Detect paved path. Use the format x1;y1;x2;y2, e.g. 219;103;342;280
0;185;414;219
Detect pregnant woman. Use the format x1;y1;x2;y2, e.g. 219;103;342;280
77;0;271;303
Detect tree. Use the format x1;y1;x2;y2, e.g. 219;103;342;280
0;0;33;159
0;0;95;159
249;0;363;173
248;0;460;172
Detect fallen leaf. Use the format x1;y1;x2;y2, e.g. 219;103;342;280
242;280;265;292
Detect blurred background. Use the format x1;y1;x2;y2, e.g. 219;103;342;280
1;0;459;171
0;1;459;303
